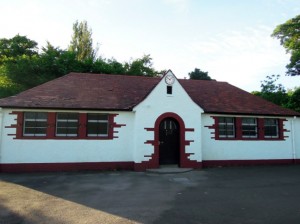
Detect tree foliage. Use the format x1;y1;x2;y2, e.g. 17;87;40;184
188;68;212;80
253;74;289;107
272;14;300;76
252;74;300;112
68;20;97;61
0;34;38;59
0;30;161;98
125;55;158;77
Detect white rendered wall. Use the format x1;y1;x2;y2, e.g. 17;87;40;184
0;108;4;163
202;114;298;161
293;117;300;159
133;72;203;163
0;109;134;164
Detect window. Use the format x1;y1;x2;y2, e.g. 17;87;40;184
167;86;172;94
87;114;109;137
218;117;235;138
23;112;48;136
242;118;258;138
12;112;120;140
210;116;285;141
56;113;79;137
264;119;279;138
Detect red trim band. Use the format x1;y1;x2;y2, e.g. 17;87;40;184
202;159;300;167
0;162;134;173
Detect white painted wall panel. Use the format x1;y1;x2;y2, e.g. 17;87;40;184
0;109;134;163
133;72;203;163
202;114;297;161
293;117;300;159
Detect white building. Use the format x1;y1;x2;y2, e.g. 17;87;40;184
0;71;299;172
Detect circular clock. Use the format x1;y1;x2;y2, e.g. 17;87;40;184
165;74;175;85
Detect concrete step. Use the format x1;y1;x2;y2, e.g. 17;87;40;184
146;165;193;174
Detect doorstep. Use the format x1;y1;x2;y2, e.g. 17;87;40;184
146;165;193;174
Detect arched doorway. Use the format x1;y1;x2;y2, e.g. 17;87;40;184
159;118;180;165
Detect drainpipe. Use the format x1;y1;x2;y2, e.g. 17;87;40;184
291;116;297;163
0;108;3;165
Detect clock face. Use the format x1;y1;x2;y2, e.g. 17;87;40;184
165;74;175;85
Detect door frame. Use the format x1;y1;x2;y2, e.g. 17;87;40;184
139;112;202;170
159;118;180;165
153;112;186;168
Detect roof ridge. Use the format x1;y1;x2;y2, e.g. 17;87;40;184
69;72;162;80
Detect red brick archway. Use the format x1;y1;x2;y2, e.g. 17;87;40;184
135;112;202;171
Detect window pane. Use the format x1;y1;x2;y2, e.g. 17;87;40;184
88;114;108;121
98;123;108;134
23;128;46;136
24;128;35;135
56;113;79;137
218;117;235;138
87;113;109;137
67;128;78;135
67;113;79;120
242;118;257;138
242;118;256;124
87;123;99;135
35;121;47;127
25;121;37;127
57;121;68;127
87;123;108;136
23;112;47;136
36;113;47;120
35;128;47;135
57;113;69;120
264;119;278;138
24;112;36;119
56;127;67;135
66;122;78;128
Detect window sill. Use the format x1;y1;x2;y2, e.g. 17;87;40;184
16;136;112;140
217;137;284;141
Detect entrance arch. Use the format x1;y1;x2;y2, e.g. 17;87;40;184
159;118;180;165
153;112;186;168
137;112;202;171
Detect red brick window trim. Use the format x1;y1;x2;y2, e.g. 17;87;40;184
214;116;285;141
12;112;117;140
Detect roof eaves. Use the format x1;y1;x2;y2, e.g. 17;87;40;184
203;111;300;117
0;106;133;112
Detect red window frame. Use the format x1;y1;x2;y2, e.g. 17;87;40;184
214;116;285;140
13;112;116;140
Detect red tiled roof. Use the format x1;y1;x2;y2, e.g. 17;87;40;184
179;79;299;116
0;73;160;110
0;72;298;116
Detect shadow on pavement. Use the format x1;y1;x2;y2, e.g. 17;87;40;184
1;165;300;224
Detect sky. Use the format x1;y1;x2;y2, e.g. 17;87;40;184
0;0;300;92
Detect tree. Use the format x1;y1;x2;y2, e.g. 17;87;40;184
272;14;300;76
0;34;38;60
288;87;300;112
125;54;158;77
68;20;97;61
0;35;40;97
252;74;289;107
188;68;212;80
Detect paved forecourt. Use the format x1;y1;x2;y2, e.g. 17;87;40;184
1;165;300;224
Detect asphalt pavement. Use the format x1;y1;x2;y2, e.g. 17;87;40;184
1;165;300;224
